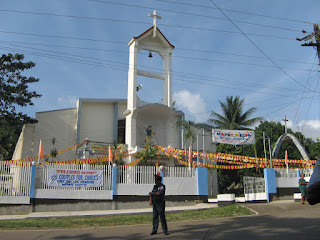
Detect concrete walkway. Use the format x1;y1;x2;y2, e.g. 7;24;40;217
0;203;218;221
1;200;320;239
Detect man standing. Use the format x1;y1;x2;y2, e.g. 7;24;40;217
149;175;168;235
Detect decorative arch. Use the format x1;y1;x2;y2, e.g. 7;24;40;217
272;133;310;160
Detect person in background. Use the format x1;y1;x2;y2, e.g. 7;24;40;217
149;175;168;236
299;173;307;204
307;158;320;205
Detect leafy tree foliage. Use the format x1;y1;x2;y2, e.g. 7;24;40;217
0;53;41;160
209;96;262;130
216;119;320;195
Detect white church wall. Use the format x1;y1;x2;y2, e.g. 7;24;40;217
34;108;77;161
79;101;114;143
12;124;35;160
13;109;77;161
135;105;182;149
117;102;127;119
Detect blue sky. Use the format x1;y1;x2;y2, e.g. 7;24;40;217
1;0;320;140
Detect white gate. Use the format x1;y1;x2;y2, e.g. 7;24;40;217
243;176;267;201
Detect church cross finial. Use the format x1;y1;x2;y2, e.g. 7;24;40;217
148;10;161;37
283;115;289;133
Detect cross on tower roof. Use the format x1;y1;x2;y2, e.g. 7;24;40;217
148;10;161;37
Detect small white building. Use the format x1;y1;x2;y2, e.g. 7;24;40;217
12;17;216;167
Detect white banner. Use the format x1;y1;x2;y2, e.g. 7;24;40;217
212;129;255;145
48;169;103;188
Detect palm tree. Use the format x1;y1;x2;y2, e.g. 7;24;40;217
209;96;262;130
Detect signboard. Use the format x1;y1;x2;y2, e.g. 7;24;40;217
48;169;103;188
212;129;255;145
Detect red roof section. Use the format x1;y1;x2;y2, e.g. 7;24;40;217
132;26;175;49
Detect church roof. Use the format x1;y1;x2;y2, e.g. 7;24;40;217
129;26;175;49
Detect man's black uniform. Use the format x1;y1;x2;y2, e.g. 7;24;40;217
150;176;168;235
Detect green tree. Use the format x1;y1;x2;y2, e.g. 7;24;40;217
209;96;262;130
137;144;159;165
0;53;41;160
209;96;262;195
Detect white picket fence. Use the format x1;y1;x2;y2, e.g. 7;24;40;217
0;162;32;204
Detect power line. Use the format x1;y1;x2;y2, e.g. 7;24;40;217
293;54;318;132
177;47;317;66
2;41;319;95
1;39;317;67
87;0;302;33
0;30;128;45
0;9;296;41
209;0;315;92
155;0;316;25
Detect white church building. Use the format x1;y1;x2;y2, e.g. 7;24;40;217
12;14;216;166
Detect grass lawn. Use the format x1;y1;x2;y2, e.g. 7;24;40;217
0;204;253;230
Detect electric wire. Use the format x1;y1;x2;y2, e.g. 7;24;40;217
87;0;302;32
154;0;316;25
1;38;318;67
0;9;296;41
293;54;318;132
1;41;319;95
209;0;316;93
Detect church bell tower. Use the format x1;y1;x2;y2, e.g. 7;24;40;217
125;10;175;152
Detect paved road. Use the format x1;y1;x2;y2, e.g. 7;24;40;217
1;200;320;239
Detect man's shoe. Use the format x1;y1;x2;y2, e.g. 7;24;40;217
164;232;169;235
150;231;157;235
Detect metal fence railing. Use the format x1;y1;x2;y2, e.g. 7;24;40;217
0;162;32;197
163;167;195;178
243;176;265;194
275;169;299;178
116;166;196;184
117;166;157;184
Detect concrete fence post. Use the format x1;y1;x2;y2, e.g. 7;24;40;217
112;164;117;198
264;168;277;202
30;162;36;199
196;167;208;196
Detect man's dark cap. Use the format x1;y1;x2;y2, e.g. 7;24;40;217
155;175;162;180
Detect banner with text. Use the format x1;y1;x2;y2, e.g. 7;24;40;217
212;129;255;145
48;169;103;188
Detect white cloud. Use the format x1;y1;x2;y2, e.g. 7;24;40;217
57;96;77;108
173;90;209;123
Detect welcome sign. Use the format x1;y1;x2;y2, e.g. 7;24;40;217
48;169;103;188
212;129;255;145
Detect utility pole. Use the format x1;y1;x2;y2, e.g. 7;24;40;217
297;24;320;65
